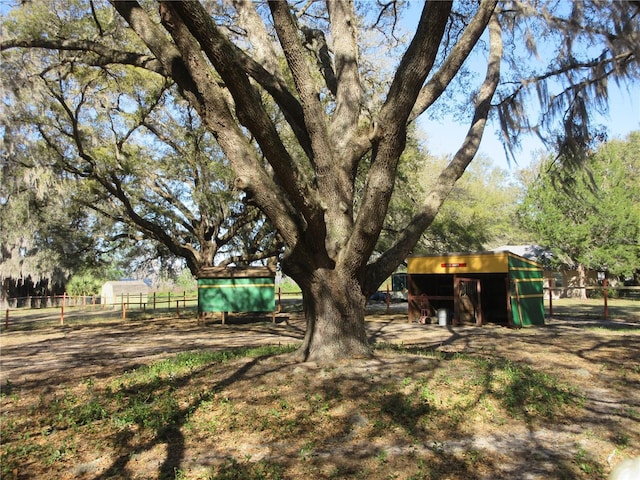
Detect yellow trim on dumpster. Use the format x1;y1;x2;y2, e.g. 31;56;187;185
408;252;510;274
513;293;545;299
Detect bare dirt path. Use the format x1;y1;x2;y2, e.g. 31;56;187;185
1;312;637;388
1;312;639;479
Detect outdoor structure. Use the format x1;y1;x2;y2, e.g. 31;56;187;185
197;266;276;323
407;252;545;327
100;280;149;306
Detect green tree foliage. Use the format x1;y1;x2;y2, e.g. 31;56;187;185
517;132;640;278
0;2;282;281
0;128;103;304
65;272;104;297
418;156;527;254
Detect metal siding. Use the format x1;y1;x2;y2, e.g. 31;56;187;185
197;277;275;312
508;253;545;326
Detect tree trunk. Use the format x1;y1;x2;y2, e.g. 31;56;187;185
578;263;588;300
295;268;372;363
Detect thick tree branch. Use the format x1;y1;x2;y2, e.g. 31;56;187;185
344;1;453;275
232;0;283;80
365;14;503;293
269;1;333;172
380;1;453;128
171;1;321;228
327;0;362;166
109;1;205;111
152;2;302;249
1;38;166;74
269;0;359;261
409;0;498;122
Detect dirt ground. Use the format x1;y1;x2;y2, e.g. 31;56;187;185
1;310;639;479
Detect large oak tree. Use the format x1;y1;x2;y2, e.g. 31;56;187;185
2;0;638;361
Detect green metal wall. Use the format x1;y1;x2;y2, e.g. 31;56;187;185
508;255;545;327
197;276;275;313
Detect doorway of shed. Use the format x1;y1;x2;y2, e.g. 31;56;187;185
408;273;510;326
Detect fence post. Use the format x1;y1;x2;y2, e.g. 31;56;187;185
60;302;64;325
5;309;8;329
122;302;127;321
603;278;609;321
176;300;180;317
386;284;391;314
548;287;553;317
153;292;156;311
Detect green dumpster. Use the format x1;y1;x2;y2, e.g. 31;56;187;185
197;266;276;319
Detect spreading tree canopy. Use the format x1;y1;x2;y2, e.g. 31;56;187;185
2;0;638;361
518;131;640;284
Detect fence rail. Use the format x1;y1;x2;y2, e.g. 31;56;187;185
2;285;638;330
545;284;640;298
2;291;198;310
2;288;306;329
2;291;199;328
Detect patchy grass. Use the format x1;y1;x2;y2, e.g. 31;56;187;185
2;341;630;480
2;311;639;479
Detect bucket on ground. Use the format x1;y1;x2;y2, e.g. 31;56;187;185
437;308;450;326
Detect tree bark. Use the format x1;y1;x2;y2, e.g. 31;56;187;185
295;267;372;362
578;263;588;300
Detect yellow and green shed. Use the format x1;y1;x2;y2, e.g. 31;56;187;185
407;251;545;327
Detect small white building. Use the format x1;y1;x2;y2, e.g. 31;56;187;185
101;280;149;306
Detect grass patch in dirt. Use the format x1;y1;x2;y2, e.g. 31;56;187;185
2;341;616;480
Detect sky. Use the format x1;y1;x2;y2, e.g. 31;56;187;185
419;84;640;174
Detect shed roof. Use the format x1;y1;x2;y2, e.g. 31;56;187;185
408;251;541;275
490;245;553;265
101;280;149;295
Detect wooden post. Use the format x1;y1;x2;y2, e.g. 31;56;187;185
273;287;281;323
386;284;391;314
153;292;156;311
168;292;171;311
60;303;64;325
5;309;9;329
176;300;180;317
603;278;609;321
122;302;127;321
548;287;553;318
